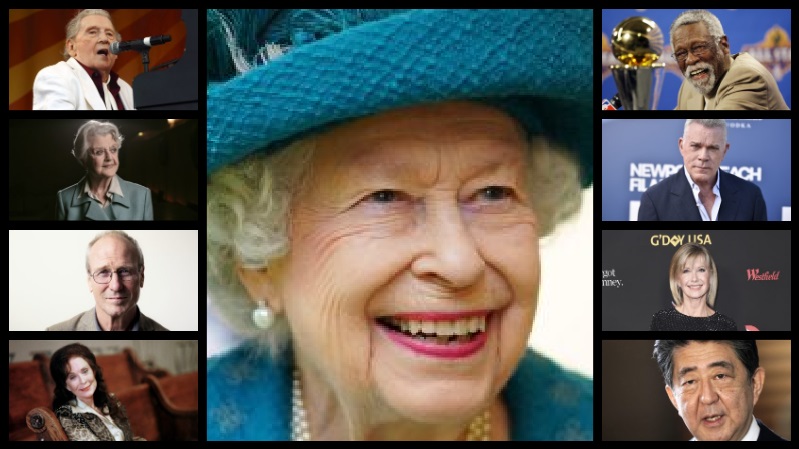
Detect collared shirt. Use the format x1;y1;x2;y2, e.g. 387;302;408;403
73;59;126;110
83;175;125;209
684;167;721;221
71;398;125;441
690;415;760;441
94;306;141;331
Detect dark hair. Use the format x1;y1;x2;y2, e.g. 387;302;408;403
653;340;759;388
49;343;116;414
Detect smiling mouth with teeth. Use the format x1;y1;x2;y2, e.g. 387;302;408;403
690;68;708;77
377;315;486;345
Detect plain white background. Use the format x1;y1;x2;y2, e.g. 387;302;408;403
9;230;199;331
208;188;593;378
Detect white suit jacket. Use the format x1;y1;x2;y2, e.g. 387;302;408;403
32;57;135;110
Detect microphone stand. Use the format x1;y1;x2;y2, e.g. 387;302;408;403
139;48;151;72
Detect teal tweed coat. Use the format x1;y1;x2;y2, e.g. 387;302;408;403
56;176;153;220
207;342;593;440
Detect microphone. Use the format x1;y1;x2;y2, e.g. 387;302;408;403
601;93;623;110
110;35;171;54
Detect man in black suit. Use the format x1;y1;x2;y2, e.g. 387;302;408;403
638;119;767;221
653;340;788;441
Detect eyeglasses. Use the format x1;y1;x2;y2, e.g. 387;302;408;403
91;267;137;284
672;41;715;63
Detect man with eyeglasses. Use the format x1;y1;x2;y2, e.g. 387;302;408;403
47;231;169;331
671;10;789;110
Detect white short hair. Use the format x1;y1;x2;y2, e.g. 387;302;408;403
72;120;124;169
670;10;726;49
63;9;121;60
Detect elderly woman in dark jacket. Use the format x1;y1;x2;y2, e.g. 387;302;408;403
50;343;142;441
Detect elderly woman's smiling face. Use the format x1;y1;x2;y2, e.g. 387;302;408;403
87;133;119;179
244;101;539;435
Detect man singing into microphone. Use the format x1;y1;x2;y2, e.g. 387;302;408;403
33;9;135;110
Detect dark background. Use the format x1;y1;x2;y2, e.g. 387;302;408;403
602;230;791;331
8;118;199;221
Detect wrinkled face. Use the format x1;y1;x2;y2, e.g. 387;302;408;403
672;22;730;96
678;255;710;302
266;101;540;425
65;357;97;403
87;133;119;179
68;14;118;75
87;236;143;321
666;341;763;441
678;122;729;187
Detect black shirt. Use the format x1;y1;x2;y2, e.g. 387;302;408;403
650;307;738;331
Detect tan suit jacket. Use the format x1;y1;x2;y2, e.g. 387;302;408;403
46;307;169;331
675;53;789;110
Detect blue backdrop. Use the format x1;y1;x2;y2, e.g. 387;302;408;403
601;119;792;221
601;9;792;110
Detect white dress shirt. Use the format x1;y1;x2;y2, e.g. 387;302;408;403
690;415;760;441
684;167;721;221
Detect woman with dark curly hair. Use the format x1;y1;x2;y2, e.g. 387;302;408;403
50;343;142;441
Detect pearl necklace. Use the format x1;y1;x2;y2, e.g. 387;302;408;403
291;369;489;441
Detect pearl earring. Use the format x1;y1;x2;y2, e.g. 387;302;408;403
252;300;275;329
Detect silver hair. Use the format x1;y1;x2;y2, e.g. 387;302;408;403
72;120;124;169
670;10;726;50
85;230;145;275
207;133;583;358
62;9;122;60
684;119;727;142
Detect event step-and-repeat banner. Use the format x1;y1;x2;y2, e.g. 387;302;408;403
602;230;791;331
602;119;791;221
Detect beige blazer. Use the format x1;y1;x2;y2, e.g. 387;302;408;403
675;53;789;110
32;57;135;110
46;307;169;331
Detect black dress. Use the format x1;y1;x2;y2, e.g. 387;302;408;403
650;308;738;331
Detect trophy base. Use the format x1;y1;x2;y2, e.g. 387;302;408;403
610;63;666;110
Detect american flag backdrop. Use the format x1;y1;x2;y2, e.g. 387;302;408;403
9;9;187;110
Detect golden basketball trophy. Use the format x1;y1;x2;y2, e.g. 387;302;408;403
609;17;666;110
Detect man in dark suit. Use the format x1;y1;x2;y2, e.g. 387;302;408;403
638;119;767;221
653;340;788;441
756;419;788;441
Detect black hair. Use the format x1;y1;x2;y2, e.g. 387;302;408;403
652;340;759;388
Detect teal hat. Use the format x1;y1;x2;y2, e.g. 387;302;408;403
207;9;593;186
